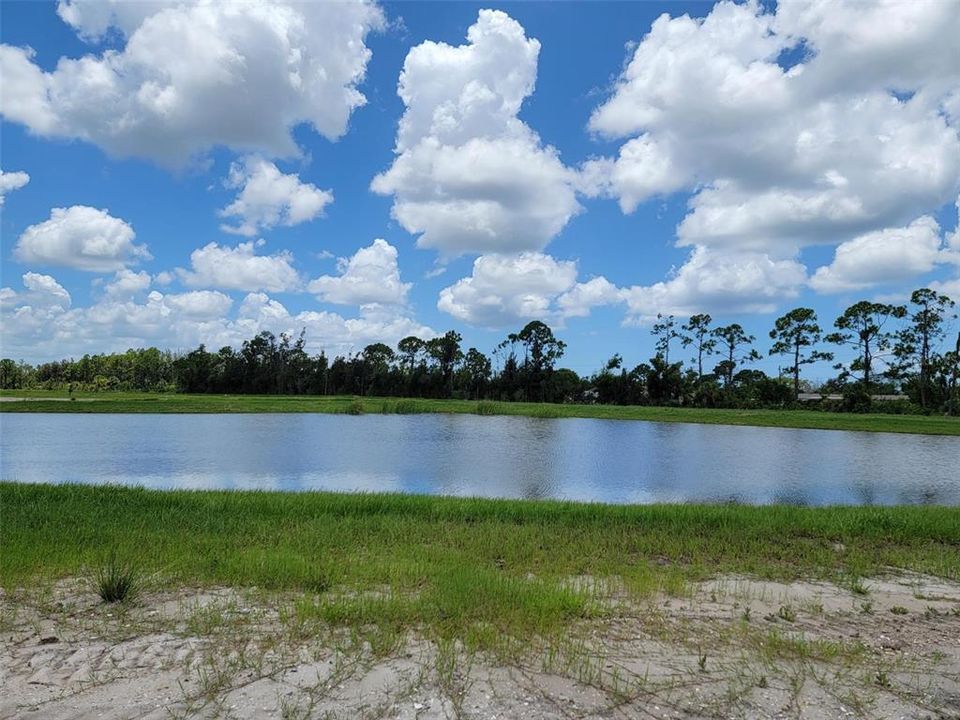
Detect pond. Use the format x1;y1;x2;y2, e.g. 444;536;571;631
1;413;957;505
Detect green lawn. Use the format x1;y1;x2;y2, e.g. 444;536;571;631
2;389;958;435
3;482;958;648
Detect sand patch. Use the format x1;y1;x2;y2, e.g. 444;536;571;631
1;573;958;719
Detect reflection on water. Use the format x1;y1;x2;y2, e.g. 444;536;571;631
1;413;957;505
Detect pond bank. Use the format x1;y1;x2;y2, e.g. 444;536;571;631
3;483;959;718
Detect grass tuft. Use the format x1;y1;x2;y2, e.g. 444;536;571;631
92;555;139;604
475;401;499;416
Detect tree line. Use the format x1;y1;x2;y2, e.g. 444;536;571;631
2;289;958;414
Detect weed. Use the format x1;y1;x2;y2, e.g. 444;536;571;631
92;555;139;604
874;669;891;688
848;577;870;596
860;601;874;615
741;607;751;622
345;399;364;415
757;675;768;688
777;605;796;623
890;605;908;615
698;649;708;672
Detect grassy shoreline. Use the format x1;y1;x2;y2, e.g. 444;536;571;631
4;483;958;630
5;483;959;717
3;389;959;435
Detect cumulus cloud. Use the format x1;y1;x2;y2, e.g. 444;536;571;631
219;157;333;237
809;217;946;293
372;10;581;256
13;205;149;272
438;253;621;328
1;282;433;363
163;290;233;319
621;248;807;323
0;0;383;165
307;239;410;306
585;0;960;309
102;269;152;299
1;272;71;311
0;168;30;205
176;241;301;293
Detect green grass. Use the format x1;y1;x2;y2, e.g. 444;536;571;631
2;389;958;435
2;482;958;648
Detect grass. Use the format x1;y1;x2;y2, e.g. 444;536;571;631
92;554;140;604
2;482;958;649
3;389;959;435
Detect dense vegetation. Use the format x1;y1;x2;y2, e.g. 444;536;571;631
3;482;958;642
3;290;958;415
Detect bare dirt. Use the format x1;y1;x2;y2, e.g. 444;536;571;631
2;573;958;719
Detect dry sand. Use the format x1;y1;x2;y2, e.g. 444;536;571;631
2;572;958;719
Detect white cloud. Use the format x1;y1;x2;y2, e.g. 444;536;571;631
13;205;149;272
163;290;233;320
176;241;301;293
0;0;383;165
586;0;960;303
1;281;434;362
307;239;410;306
219;157;333;237
556;277;623;319
438;252;620;327
0;168;30;205
103;269;152;298
621;247;807;323
0;272;71;312
810;217;946;293
372;10;581;256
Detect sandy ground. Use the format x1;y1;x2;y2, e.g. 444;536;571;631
2;573;958;720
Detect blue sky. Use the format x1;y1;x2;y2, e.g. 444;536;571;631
2;0;959;380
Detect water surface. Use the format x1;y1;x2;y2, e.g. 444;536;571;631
1;413;957;505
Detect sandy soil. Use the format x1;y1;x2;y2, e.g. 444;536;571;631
2;573;958;719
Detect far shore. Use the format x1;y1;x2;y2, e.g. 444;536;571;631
3;389;959;435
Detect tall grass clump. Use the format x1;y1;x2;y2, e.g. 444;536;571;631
345;399;365;415
475;401;499;416
92;555;140;604
380;399;427;414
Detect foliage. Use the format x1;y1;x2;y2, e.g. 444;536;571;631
769;308;834;400
3;290;958;415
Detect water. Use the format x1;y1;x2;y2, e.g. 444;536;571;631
1;413;957;505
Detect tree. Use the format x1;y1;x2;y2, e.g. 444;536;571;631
427;331;463;398
515;321;566;374
651;314;681;362
712;324;761;387
462;348;491;399
826;301;907;389
361;343;395;396
680;313;716;380
499;321;566;401
892;289;955;408
397;336;425;372
769;308;833;400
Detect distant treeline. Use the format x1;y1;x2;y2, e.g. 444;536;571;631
3;289;958;414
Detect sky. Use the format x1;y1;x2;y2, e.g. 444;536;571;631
1;0;959;380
